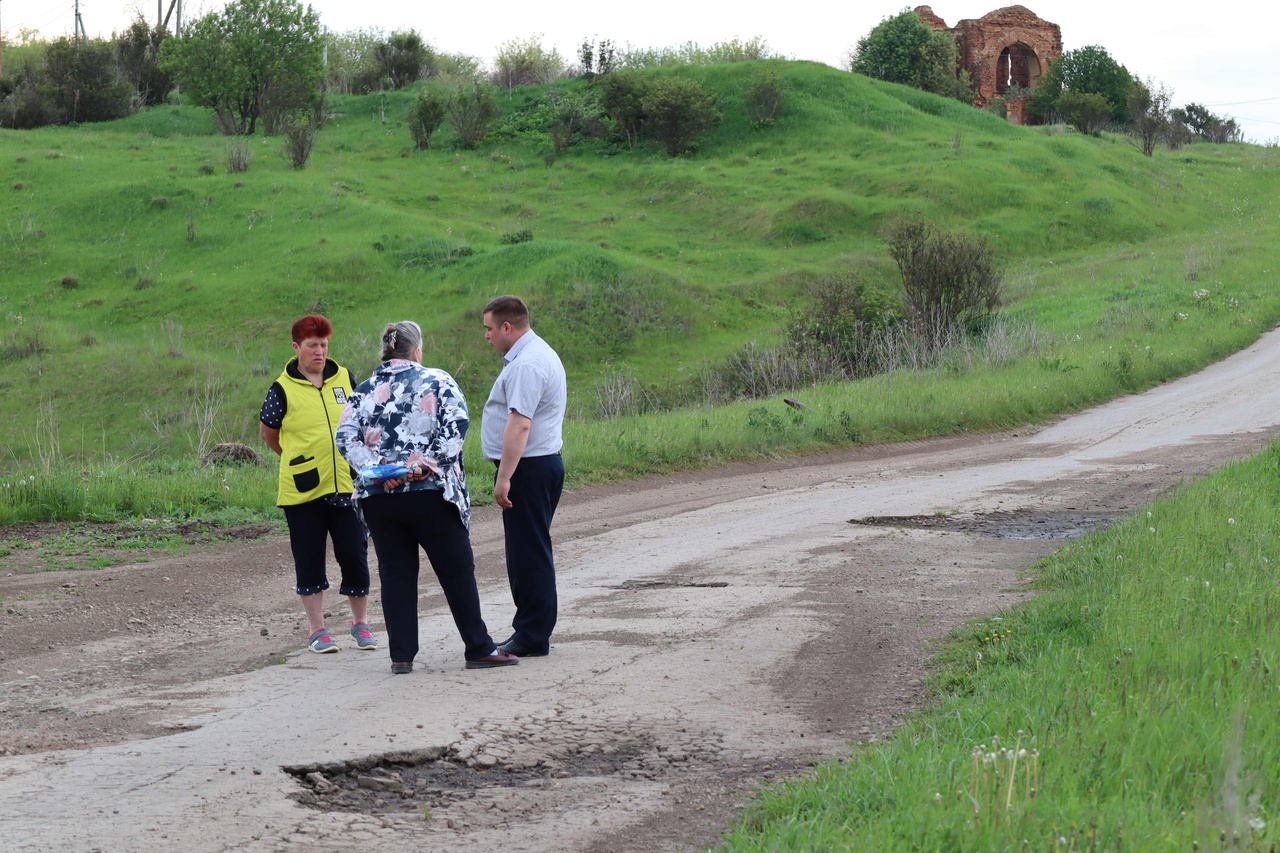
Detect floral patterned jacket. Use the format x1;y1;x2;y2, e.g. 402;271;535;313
335;359;471;530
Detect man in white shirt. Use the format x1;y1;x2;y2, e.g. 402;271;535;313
480;295;567;657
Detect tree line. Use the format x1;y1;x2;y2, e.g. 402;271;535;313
850;9;1242;153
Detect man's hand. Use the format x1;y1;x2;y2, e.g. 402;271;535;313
494;475;514;509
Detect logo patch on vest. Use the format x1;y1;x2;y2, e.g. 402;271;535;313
333;388;348;405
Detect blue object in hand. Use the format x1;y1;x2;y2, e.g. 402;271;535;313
358;464;412;488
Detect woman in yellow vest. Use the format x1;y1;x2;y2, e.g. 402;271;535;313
259;314;375;655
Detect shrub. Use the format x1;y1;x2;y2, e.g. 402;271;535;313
43;37;136;123
408;85;447;149
500;229;533;245
785;273;898;378
1057;91;1113;134
640;76;720;157
448;84;498;149
226;137;253;173
746;67;783;126
598;70;647;148
492;35;565;89
282;112;319;168
115;17;173;105
885;215;1002;353
1129;78;1171;157
373;30;432;89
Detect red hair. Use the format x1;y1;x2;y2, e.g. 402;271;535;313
291;314;332;343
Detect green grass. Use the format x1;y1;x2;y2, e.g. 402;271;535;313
1;60;1279;520
720;442;1280;850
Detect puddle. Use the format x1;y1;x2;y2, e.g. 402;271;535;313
851;509;1117;541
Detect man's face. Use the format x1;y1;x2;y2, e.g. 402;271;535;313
483;312;516;354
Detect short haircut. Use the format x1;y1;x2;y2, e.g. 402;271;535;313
292;314;333;343
381;320;422;361
483;295;529;329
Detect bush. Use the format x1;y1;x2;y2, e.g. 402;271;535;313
785;273;898;378
448;84;498;149
115;17;173;105
226;137;253;173
598;70;647;148
640;76;720;157
885;215;1002;352
1057;91;1113;134
850;10;972;102
492;35;565;89
1128;79;1171;156
408;85;447;149
43;37;136;123
746;67;783;126
0;78;60;129
282;112;319;168
373;30;432;89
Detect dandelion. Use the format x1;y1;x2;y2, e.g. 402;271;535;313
1150;527;1156;533
1228;518;1235;525
1205;581;1211;588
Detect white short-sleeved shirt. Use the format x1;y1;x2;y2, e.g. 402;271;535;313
481;329;566;460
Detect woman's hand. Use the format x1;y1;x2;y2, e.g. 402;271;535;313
382;463;426;490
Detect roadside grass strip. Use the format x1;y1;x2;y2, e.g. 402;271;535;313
721;443;1280;850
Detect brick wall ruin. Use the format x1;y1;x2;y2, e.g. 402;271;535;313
914;5;1063;123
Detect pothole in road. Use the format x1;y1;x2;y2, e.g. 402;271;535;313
284;712;725;814
617;579;729;589
852;509;1117;541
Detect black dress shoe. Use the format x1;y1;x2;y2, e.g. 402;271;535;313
497;639;548;657
465;650;519;669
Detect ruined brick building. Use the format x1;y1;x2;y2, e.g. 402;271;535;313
914;5;1062;124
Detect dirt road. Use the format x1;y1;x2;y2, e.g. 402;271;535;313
5;328;1280;852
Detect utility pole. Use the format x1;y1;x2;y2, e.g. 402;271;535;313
74;0;86;48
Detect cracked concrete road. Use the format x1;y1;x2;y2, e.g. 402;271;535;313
5;327;1280;852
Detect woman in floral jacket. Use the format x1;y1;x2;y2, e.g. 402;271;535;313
335;320;517;674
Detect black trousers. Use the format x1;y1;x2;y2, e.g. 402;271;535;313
360;489;497;664
500;453;565;653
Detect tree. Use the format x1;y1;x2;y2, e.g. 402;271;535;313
1030;45;1136;126
115;17;173;105
1128;79;1171;156
850;11;973;103
373;30;433;90
160;0;324;135
1172;102;1241;144
640;76;719;157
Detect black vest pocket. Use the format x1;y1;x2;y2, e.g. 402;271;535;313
289;455;320;493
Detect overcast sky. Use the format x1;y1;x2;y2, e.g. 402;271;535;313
5;0;1279;142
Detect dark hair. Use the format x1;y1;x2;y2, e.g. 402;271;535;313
292;314;332;343
381;320;423;361
483;295;529;329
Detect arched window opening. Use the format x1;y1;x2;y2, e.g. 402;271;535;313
996;43;1042;93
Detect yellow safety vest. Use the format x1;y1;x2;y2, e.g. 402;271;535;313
274;359;355;506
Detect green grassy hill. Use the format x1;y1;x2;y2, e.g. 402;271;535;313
2;60;1278;476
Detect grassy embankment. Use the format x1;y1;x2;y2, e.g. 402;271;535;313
1;60;1278;526
3;59;1279;849
720;441;1280;850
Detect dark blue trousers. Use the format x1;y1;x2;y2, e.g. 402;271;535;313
360;490;497;664
500;454;564;654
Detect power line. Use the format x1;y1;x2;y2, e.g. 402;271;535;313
1202;95;1280;108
